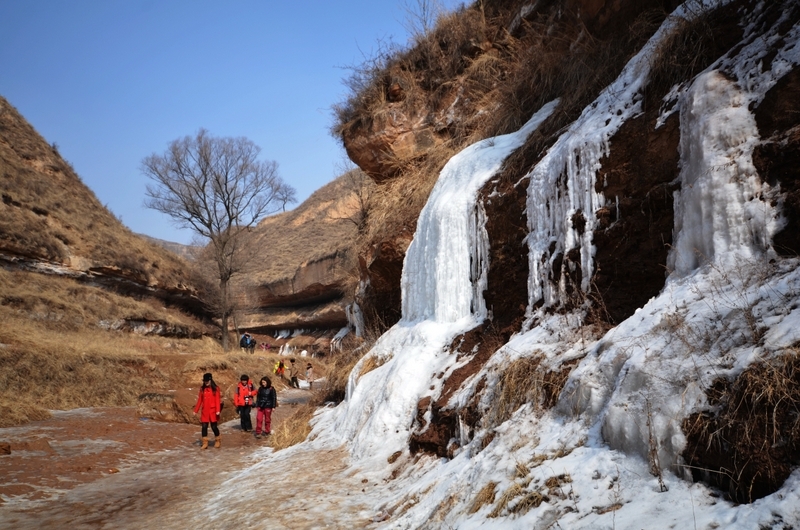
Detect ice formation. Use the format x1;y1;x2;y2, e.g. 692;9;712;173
313;101;558;463
209;1;800;528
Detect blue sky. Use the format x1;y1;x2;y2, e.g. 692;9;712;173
0;1;461;244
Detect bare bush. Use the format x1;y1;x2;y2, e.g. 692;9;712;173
683;352;800;503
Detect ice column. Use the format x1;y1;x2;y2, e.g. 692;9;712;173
667;6;800;275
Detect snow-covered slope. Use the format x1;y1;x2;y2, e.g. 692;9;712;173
214;1;800;528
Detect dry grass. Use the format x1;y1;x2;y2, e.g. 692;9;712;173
469;481;497;514
322;344;364;403
321;321;386;403
0;268;208;335
683;351;800;503
0;265;221;426
358;352;392;378
512;490;545;513
0;96;199;291
489;482;524;517
267;402;316;451
646;2;742;106
0;348;169;428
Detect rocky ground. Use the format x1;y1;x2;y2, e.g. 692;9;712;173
0;388;379;529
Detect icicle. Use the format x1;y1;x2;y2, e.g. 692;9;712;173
523;1;722;324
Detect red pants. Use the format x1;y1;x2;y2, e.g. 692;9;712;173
256;407;273;435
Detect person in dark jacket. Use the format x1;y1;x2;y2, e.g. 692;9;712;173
254;376;278;438
240;333;256;354
234;374;256;432
193;372;222;449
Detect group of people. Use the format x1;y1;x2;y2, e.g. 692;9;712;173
273;358;314;389
192;372;279;447
192;334;319;448
239;333;257;354
233;374;278;437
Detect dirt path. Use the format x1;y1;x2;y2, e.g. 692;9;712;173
0;389;379;529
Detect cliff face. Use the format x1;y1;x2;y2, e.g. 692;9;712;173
233;172;370;334
335;0;800;505
339;0;703;335
238;251;351;331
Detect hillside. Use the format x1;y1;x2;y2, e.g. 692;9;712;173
0;95;221;426
233;169;373;334
293;0;800;526
0;96;205;315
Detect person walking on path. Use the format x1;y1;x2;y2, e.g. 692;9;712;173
289;359;300;388
254;376;278;438
306;362;314;390
193;372;222;449
234;374;256;432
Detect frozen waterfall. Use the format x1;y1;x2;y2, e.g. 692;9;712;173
314;102;557;462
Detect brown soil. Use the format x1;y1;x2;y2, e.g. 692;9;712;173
0;389;333;529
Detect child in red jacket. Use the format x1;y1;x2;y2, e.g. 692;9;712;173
193;372;222;448
234;374;256;432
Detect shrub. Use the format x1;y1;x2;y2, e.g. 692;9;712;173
683;352;800;503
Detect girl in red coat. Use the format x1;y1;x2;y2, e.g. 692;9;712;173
193;372;222;449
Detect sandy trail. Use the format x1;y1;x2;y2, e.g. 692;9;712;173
0;390;382;529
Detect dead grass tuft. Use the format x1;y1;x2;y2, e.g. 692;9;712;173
267;402;316;451
683;351;800;503
469;481;497;514
0;399;52;429
646;3;743;106
358;352;392;378
489;482;524;518
491;356;543;425
512;490;545;514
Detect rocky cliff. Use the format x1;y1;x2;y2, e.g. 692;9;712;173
233;171;372;335
332;0;800;510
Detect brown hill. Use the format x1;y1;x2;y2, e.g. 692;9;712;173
0;96;205;315
233;169;374;334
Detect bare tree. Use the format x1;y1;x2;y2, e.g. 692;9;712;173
142;129;296;350
328;158;375;234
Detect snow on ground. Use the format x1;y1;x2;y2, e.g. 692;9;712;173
208;1;800;528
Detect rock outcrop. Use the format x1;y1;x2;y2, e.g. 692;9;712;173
235;173;369;334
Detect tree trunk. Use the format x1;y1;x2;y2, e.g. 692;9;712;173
220;278;230;351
